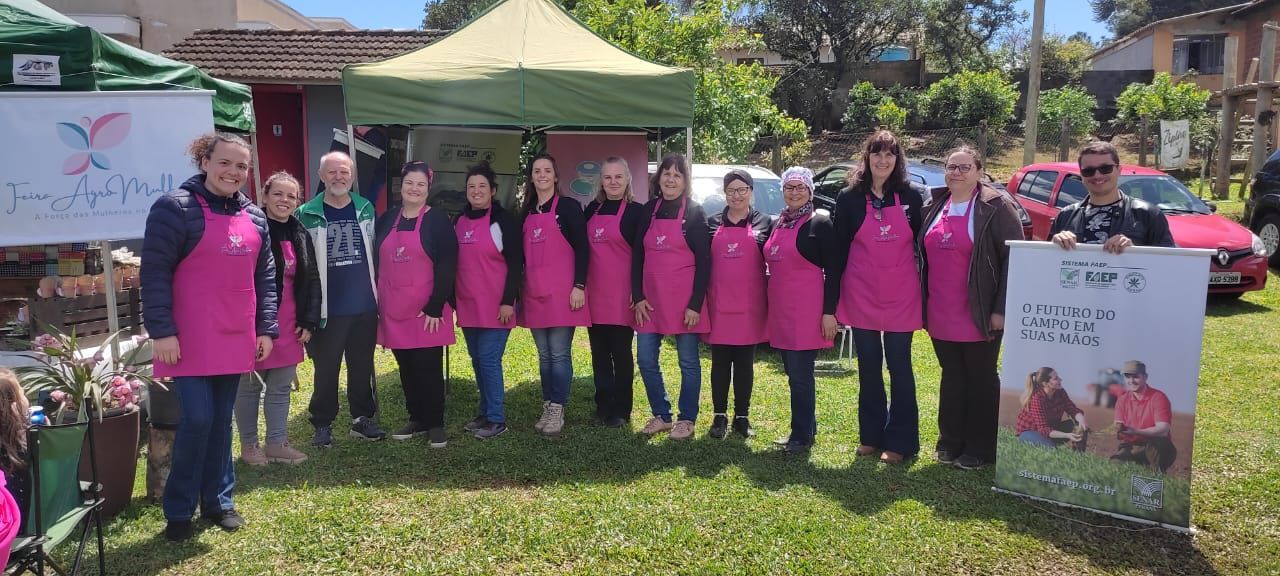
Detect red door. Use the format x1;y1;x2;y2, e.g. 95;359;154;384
249;87;306;202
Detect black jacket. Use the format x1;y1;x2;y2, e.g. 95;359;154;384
373;205;459;317
141;174;278;340
1049;193;1175;247
267;217;322;332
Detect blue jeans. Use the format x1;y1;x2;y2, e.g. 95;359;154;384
1018;430;1058;448
636;333;702;423
530;327;574;405
164;374;240;521
463;327;512;423
780;349;818;444
852;329;919;457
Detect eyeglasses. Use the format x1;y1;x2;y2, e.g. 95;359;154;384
944;164;974;174
1080;164;1118;178
724;186;752;197
783;183;809;192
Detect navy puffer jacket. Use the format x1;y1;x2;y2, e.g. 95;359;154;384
141;174;278;340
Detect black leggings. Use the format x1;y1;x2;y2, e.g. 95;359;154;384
710;344;755;417
391;347;445;428
587;325;634;421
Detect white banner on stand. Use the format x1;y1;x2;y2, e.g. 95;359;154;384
994;241;1213;531
0;91;214;244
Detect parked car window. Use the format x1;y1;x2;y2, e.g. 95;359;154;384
815;168;848;200
1016;171;1036;199
1118;175;1212;214
1022;170;1056;204
1056;175;1088;208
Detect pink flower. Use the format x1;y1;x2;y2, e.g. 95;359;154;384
33;334;60;349
50;390;67;403
110;375;127;388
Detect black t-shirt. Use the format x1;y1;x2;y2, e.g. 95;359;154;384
1082;200;1122;244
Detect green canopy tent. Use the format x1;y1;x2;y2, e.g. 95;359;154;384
341;0;694;133
0;0;253;131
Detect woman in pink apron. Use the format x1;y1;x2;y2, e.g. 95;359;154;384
633;154;712;440
918;146;1023;471
373;161;458;449
234;171;320;467
831;131;924;464
704;169;771;439
584;157;643;429
519;155;590;437
456;162;522;440
765;167;838;454
143;133;277;541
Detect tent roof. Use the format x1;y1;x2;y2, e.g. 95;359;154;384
0;0;254;131
341;0;694;129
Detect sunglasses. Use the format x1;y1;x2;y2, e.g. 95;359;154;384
871;196;884;221
1081;164;1117;178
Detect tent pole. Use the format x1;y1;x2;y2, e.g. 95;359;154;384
101;240;121;361
685;128;693;163
347;123;361;198
656;135;663;161
249;133;264;201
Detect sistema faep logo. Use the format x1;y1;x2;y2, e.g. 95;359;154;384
56;113;132;175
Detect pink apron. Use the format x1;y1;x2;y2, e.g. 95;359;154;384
154;194;261;378
837;196;923;333
455;209;513;329
520;195;590;329
376;206;456;349
704;221;767;345
257;239;304;370
640;197;710;335
924;198;985;342
0;473;19;568
765;214;832;351
587;201;635;327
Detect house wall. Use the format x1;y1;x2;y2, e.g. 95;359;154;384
43;0;235;52
236;0;318;30
1092;34;1155;71
1240;6;1280;83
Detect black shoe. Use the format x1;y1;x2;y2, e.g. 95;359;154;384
473;421;507;439
391;421;428;441
708;414;728;439
202;509;246;532
774;438;812;454
463;416;487;433
935;449;958;464
732;416;755;438
164;520;194;542
350;416;388;441
603;417;628;429
427;427;448;449
312;425;333;448
953;455;988;470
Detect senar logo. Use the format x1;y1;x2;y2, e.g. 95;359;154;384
57;113;132;175
1060;268;1080;288
1130;474;1164;511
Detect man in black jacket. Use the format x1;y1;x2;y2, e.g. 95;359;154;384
1050;141;1174;252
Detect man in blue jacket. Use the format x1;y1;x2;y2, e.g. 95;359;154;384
141;133;277;541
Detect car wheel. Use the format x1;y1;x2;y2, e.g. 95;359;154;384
1254;213;1280;267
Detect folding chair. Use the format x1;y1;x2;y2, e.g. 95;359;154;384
5;419;106;576
815;325;856;375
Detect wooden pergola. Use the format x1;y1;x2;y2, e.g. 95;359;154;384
1215;21;1280;199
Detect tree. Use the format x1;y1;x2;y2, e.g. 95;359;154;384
994;31;1093;83
919;0;1023;73
1090;0;1241;39
422;0;495;29
574;0;806;162
1037;86;1099;151
756;0;922;130
921;70;1018;129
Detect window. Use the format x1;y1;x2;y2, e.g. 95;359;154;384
815;168;847;200
1019;171;1056;204
1172;35;1226;74
1056;175;1088;208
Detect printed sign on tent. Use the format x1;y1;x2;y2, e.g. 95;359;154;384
411;127;522;215
0;91;214;244
994;241;1212;531
12;54;60;86
546;132;650;205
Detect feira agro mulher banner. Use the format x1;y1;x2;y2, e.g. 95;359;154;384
0;91;214;244
995;241;1213;531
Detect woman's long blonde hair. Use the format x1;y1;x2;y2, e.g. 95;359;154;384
1020;367;1056;408
594;156;634;204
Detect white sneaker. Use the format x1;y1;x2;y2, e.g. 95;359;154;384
542;403;565;437
534;400;551;433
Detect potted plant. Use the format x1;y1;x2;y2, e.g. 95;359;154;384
16;328;157;517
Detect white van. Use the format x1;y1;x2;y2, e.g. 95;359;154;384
647;163;784;217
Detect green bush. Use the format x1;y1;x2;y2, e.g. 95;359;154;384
1037;86;1099;150
875;100;908;134
922;70;1019;129
1115;72;1214;151
884;84;925;129
840;82;884;131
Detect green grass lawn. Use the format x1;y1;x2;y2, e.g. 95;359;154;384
83;277;1280;575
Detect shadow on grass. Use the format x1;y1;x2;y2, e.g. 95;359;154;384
1205;294;1273;317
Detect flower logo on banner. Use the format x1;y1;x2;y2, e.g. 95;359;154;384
57;113;132;175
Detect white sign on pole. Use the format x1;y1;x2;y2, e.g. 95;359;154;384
994;241;1213;531
12;54;61;86
0;91;214;244
1159;119;1190;169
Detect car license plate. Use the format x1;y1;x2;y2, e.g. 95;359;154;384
1209;272;1241;285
